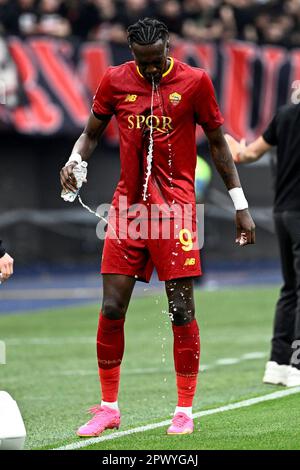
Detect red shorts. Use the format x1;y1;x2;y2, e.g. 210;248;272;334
101;217;201;282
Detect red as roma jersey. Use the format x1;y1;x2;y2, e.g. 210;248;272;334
92;57;224;216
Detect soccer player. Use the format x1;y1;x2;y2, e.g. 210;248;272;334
60;18;255;436
0;240;14;282
225;102;300;387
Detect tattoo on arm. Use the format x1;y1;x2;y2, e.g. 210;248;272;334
207;127;241;189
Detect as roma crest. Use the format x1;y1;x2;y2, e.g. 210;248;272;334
169;92;182;106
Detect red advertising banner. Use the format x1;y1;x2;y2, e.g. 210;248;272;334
0;37;299;143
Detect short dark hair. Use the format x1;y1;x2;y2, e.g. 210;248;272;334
127;18;169;46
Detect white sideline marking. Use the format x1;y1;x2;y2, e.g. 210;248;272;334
215;358;240;365
6;337;95;345
241;352;266;360
0;288;100;300
53;387;300;451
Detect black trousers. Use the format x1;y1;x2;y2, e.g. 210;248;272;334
271;211;300;368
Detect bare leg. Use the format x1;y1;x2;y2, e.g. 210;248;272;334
165;277;199;425
102;274;136;319
165;277;195;326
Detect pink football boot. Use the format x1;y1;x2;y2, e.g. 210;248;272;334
77;405;120;437
167;412;194;435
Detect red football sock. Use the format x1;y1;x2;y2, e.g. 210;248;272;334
172;319;200;407
98;366;121;403
97;312;125;402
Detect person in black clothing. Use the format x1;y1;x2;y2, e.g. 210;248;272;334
0;240;5;258
1;0;39;37
0;240;14;282
225;103;300;387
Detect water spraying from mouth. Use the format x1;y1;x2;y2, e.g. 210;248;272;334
154;83;174;194
142;76;175;203
142;76;155;201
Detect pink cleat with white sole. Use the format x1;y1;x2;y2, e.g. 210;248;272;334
167;412;194;435
77;405;120;437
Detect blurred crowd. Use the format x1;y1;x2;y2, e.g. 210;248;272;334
0;0;300;48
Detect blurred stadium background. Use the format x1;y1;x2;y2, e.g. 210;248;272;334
2;0;298;312
1;0;300;450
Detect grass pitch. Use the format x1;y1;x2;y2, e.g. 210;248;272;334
0;287;299;450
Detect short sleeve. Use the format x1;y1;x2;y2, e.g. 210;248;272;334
92;67;115;120
263;114;278;145
194;71;224;132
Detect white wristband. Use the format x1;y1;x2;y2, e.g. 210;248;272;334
66;153;82;166
229;187;248;211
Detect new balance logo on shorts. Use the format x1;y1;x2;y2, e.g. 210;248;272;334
184;258;196;266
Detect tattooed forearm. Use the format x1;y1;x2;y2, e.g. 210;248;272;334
210;142;241;189
206;127;241;189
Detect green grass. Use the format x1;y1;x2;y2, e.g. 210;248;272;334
83;393;300;450
0;286;299;450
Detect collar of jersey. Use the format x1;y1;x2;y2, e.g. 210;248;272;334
136;57;174;81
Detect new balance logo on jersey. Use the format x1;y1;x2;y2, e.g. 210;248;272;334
125;94;138;102
127;114;172;133
184;258;196;266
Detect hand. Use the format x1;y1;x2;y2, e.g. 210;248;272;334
224;134;246;163
235;209;255;246
60;162;78;193
0;253;14;282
